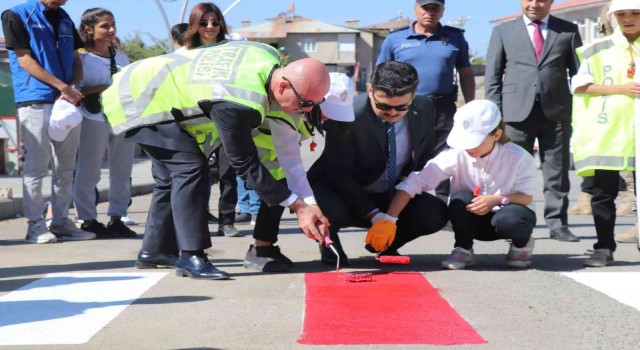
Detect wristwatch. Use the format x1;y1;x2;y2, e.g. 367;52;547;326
500;195;510;206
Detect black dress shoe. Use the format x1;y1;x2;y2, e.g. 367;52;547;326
550;227;580;242
175;255;230;280
320;235;350;267
135;250;179;269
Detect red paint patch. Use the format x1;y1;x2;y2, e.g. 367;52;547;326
298;272;486;345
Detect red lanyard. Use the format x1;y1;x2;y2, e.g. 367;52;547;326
472;150;494;197
628;43;637;79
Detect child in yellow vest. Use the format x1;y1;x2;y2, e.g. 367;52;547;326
571;0;640;267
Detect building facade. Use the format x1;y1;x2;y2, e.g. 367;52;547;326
235;14;385;92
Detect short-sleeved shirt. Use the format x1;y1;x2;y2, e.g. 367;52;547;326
2;9;83;52
79;50;130;121
376;22;471;96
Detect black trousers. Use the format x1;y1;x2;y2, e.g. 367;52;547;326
312;182;448;251
591;170;620;251
252;179;288;244
580;174;627;193
215;145;238;225
139;144;211;253
432;96;457;203
449;191;537;250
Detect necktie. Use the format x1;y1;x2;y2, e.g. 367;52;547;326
532;20;545;61
385;122;397;193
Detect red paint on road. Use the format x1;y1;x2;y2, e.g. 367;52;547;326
298;272;486;345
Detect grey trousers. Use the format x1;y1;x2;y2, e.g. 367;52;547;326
74;118;134;219
505;100;571;231
19;103;80;224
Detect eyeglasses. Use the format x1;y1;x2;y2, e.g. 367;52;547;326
282;76;325;109
371;92;412;112
199;19;221;27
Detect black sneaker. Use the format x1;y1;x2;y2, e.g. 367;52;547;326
217;224;243;237
81;219;117;239
320;234;350;267
107;220;137;238
244;245;291;272
235;213;251;223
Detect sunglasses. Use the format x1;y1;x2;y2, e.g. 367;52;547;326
371;92;412;112
282;76;325;109
199;19;221;27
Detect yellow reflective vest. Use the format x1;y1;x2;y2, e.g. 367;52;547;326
102;40;280;155
571;28;637;177
253;104;314;181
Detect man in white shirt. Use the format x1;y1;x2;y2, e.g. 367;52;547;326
244;73;356;272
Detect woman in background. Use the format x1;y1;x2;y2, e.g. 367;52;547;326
74;8;136;239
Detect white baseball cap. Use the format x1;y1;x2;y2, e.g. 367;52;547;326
48;99;82;142
447;99;501;150
319;72;355;122
608;0;640;14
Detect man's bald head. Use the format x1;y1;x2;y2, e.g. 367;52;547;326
271;58;330;114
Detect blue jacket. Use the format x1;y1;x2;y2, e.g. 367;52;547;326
8;0;76;104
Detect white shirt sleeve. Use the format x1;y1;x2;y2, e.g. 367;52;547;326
571;60;594;93
279;193;300;207
511;154;538;196
396;150;454;198
268;118;317;205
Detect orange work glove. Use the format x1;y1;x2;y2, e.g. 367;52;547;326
365;220;397;252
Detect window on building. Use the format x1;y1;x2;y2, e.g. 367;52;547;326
338;34;356;63
590;17;599;40
302;38;317;53
577;20;587;43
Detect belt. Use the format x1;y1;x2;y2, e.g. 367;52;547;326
15;100;52;108
429;93;457;104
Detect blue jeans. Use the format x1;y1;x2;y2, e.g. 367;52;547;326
236;176;261;215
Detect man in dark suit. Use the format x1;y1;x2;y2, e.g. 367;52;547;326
308;61;448;265
484;0;582;242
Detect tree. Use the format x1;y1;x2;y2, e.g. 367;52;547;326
469;50;485;65
118;35;166;62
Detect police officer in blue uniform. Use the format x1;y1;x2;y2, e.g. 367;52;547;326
376;0;475;202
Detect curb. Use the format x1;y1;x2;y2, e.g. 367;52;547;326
0;182;156;221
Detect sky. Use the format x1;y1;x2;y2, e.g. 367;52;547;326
1;0;573;57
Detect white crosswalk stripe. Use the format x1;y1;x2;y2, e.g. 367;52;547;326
0;272;167;345
562;272;640;312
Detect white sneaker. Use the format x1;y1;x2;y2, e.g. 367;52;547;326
49;218;97;241
26;219;57;244
506;236;535;269
250;214;257;226
120;216;137;226
441;247;475;270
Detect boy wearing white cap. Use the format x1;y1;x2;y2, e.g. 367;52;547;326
371;99;538;269
570;0;640;266
243;72;356;272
